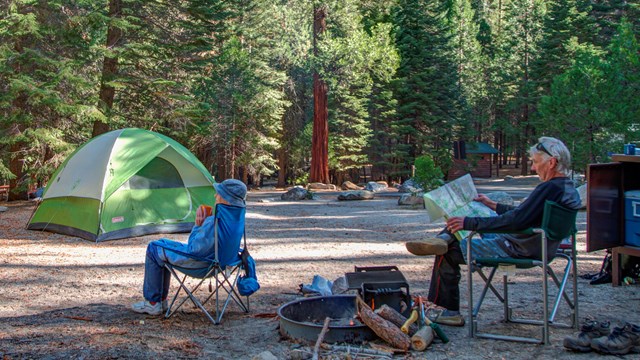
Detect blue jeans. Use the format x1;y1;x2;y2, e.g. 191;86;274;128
143;242;171;302
460;233;511;261
428;232;511;311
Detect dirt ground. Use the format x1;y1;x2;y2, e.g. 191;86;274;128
1;177;639;359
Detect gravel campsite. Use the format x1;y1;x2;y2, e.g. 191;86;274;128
1;176;640;359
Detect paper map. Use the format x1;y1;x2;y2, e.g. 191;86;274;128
423;174;496;240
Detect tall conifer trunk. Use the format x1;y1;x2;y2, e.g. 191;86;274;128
93;0;123;137
310;5;329;184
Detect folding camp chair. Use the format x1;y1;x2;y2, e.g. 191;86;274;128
163;204;250;325
466;200;579;344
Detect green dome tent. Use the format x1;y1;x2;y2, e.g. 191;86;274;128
27;128;216;241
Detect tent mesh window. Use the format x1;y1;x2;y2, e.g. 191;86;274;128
125;157;184;189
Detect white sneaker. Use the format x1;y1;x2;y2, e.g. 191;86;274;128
131;300;162;316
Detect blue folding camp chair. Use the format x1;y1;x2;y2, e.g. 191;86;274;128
161;204;250;325
466;200;579;344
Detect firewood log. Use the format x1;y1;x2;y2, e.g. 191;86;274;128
411;326;434;351
375;304;418;335
356;297;410;351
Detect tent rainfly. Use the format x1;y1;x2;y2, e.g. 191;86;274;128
27;128;216;241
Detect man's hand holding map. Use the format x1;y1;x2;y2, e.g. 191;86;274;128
423;174;496;240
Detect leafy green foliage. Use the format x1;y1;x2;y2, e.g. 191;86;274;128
414;155;445;191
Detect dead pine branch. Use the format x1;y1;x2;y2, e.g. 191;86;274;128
320;344;393;359
312;317;331;360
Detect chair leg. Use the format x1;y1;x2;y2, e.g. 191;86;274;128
468;259;475;338
164;266;219;325
571;239;579;330
503;274;510;323
542;260;549;345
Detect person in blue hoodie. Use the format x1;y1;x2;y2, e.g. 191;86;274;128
131;179;247;316
406;137;581;326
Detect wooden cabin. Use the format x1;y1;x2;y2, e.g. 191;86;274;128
448;142;499;180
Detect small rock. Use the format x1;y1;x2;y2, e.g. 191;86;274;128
503;175;514;181
337;190;374;201
398;184;421;193
307;182;337;190
398;194;425;206
281;187;313;201
341;181;361;190
289;349;312;360
0;206;8;212
365;182;387;192
252;351;278;360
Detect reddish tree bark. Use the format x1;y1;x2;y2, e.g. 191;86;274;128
93;0;123;138
310;6;329;184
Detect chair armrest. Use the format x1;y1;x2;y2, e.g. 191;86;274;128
155;243;213;263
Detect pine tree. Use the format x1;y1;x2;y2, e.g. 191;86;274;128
531;0;596;97
500;0;545;174
0;0;97;198
392;0;461;179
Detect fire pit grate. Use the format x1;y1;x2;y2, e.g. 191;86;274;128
278;295;376;344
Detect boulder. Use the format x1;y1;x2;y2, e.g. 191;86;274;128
281;186;313;201
398;184;423;194
252;351;278;360
486;191;514;206
365;181;387;192
307;182;337;190
398;194;425;206
337;190;374;201
341;181;362;190
576;184;587;209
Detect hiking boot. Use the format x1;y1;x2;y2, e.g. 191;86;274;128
563;320;610;352
434;309;465;327
590;323;640;355
131;300;162;316
406;238;448;256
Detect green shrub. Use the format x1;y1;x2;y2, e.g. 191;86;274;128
414;155;445;191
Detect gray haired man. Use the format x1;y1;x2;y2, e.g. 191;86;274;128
406;137;581;326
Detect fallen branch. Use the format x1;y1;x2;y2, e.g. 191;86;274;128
320;344;393;358
312;317;330;360
356;297;410;351
63;316;93;322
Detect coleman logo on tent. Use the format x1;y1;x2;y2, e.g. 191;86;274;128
112;216;125;223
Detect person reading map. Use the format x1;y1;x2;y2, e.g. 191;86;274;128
406;137;581;326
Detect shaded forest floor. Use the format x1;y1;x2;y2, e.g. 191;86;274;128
1;176;638;359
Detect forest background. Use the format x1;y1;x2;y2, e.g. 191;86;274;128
0;0;638;200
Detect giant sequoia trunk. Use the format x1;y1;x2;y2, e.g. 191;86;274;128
93;0;123;137
310;6;329;184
